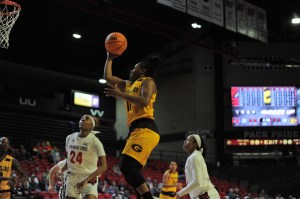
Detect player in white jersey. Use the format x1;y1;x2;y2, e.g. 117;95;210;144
65;115;107;199
176;135;219;199
48;159;73;199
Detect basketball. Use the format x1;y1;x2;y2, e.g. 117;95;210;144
105;32;127;55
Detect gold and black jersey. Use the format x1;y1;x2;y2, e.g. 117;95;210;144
125;77;156;125
161;170;178;193
0;154;13;191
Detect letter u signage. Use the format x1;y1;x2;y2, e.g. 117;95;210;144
19;97;36;107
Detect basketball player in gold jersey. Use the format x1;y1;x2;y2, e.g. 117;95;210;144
0;137;28;199
104;52;162;199
159;161;179;199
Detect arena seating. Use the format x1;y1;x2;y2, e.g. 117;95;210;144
19;153;255;199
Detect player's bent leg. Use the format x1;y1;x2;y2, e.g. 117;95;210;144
119;154;144;187
65;173;82;199
81;182;98;199
207;188;220;199
136;182;152;194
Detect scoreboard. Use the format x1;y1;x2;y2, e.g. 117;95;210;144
231;87;298;127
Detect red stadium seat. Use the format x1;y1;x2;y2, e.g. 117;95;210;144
50;192;59;199
40;191;51;199
104;193;112;198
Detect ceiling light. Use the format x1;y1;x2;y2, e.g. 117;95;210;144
191;23;201;29
99;79;107;84
72;33;82;39
291;17;300;24
286;64;300;68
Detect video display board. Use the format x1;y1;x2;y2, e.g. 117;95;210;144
231;87;297;127
72;90;100;108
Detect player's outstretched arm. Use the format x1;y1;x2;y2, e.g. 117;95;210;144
104;52;126;91
48;164;61;192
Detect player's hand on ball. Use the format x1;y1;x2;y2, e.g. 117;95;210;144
105;32;127;55
104;83;124;98
107;52;121;59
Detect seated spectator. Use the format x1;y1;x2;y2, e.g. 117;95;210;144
118;180;125;195
243;192;250;199
17;181;32;198
123;190;130;199
233;187;240;199
151;178;160;197
111;187;122;199
146;177;153;190
99;179;109;193
275;193;284;199
39;142;48;153
39;172;48;191
259;189;268;199
157;182;163;192
45;141;53;151
29;174;40;191
227;188;235;199
108;180;118;194
50;146;61;164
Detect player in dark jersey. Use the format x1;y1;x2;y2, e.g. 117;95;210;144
104;52;163;199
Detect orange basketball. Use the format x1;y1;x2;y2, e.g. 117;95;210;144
105;32;127;55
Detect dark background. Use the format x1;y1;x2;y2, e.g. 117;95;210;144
1;0;300;80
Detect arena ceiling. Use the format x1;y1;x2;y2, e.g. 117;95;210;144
0;0;300;80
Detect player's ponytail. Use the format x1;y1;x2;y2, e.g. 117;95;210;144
92;116;100;128
200;136;207;158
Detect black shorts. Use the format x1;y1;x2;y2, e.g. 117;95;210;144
161;191;176;197
129;118;159;134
